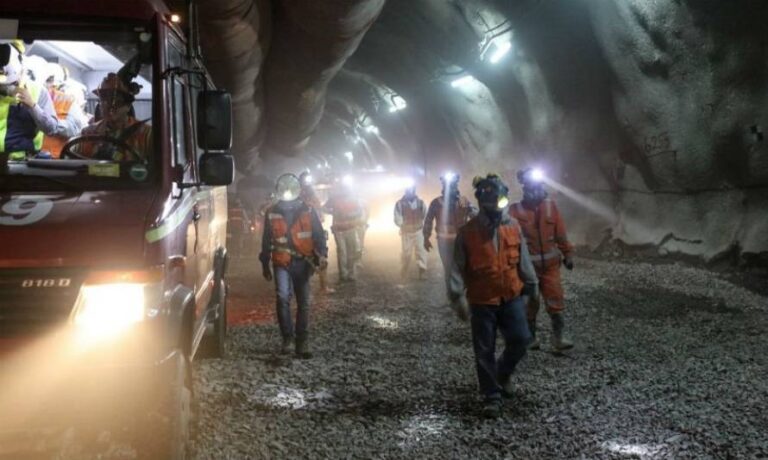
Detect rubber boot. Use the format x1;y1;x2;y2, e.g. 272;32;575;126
295;337;313;359
550;313;573;352
280;337;293;355
482;398;503;419
527;320;540;350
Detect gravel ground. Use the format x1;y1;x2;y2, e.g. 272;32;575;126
193;240;768;459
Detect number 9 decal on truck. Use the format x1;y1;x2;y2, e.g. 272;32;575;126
0;197;55;226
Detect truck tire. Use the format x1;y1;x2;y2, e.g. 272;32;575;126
199;279;227;359
139;352;191;460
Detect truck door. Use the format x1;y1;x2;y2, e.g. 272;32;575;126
170;75;200;307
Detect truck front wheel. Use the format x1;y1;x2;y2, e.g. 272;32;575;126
139;352;191;459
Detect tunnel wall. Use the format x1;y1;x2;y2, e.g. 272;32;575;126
344;0;768;263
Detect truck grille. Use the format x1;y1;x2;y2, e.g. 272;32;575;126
0;269;86;337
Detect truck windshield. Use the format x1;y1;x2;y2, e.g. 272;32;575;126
0;19;155;191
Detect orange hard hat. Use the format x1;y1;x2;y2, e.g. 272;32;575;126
93;72;133;98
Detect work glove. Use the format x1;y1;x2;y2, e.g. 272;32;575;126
262;264;273;281
450;296;470;322
424;238;433;252
563;257;574;271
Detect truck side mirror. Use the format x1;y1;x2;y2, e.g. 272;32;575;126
199;153;234;186
197;90;232;152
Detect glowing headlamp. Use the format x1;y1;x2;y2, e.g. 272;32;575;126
497;196;510;209
529;168;545;182
442;172;456;183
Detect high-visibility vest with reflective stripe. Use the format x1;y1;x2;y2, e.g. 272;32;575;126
398;197;425;232
331;197;364;232
80;117;152;161
41;89;74;158
509;199;573;265
0;80;45;159
435;195;473;239
460;217;524;305
268;208;315;267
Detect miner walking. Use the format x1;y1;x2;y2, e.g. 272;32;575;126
449;174;538;418
260;173;328;358
509;168;574;352
394;184;428;279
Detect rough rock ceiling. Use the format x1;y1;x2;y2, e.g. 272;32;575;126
187;0;767;262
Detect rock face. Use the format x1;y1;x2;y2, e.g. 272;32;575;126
193;0;767;262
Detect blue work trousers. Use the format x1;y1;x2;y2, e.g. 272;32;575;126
470;297;531;400
274;259;313;340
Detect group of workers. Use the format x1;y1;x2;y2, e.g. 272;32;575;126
1;40;150;163
257;165;575;418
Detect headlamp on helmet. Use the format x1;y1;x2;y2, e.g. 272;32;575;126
474;174;510;210
440;171;458;185
517;167;546;186
275;173;301;202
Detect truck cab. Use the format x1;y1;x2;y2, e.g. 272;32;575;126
0;1;233;457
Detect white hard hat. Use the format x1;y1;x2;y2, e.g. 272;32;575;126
275;173;301;202
44;62;66;86
0;43;23;86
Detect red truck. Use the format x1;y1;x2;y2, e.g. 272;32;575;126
0;1;233;457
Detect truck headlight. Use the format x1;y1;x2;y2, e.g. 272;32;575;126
71;269;163;342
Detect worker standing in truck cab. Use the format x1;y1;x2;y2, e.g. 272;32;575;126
77;72;152;161
424;172;477;296
509;168;575;353
40;63;88;158
260;173;328;358
0;41;59;161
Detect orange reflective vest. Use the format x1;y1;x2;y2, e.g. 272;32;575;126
398;198;425;232
433;196;473;239
330;197;364;232
79;117;152;160
268;209;315;267
509;199;573;267
459;217;525;305
228;207;249;233
41;89;74;158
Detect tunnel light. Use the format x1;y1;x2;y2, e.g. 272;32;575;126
342;174;355;186
374;164;385;172
169;13;182;23
344;151;354;162
304;175;313;185
364;125;380;135
489;41;512;64
316;163;323;169
353;136;362;144
389;95;407;113
450;75;476;88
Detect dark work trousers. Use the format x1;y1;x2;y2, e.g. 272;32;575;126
274;259;313;341
470;297;531;400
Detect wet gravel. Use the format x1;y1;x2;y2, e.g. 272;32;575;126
192;245;768;459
